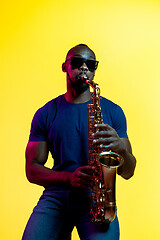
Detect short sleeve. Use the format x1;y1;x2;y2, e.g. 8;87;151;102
112;105;128;138
29;108;47;141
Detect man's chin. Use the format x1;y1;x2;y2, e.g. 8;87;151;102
71;80;89;94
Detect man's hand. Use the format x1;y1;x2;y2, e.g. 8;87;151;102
92;123;136;179
69;166;94;189
92;123;126;155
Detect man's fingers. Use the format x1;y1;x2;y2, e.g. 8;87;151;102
94;123;111;130
79;165;94;174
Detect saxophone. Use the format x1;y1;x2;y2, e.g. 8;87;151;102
85;78;124;224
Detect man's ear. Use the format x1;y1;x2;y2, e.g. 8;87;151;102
62;62;66;72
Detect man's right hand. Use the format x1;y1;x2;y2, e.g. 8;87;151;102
69;166;94;189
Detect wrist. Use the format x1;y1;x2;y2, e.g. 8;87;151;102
64;172;72;187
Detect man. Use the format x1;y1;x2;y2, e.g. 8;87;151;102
22;44;136;240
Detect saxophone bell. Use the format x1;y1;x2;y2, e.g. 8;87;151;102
97;150;124;169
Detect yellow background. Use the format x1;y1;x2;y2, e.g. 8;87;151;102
0;0;160;239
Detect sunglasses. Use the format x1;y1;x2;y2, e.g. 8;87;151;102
66;57;99;71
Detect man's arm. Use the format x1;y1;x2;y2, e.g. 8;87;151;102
116;137;136;179
25;141;94;188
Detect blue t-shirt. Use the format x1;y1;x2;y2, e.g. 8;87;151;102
29;95;127;172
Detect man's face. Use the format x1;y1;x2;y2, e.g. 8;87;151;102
64;47;97;91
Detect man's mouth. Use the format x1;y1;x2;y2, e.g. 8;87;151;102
77;72;89;81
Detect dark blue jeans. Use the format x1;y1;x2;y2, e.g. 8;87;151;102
22;187;119;240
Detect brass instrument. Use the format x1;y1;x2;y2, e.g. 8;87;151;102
85;78;124;224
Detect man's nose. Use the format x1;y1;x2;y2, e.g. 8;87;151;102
80;62;88;71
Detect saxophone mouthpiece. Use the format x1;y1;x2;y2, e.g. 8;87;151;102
84;76;89;84
83;75;89;81
78;75;89;83
82;75;89;84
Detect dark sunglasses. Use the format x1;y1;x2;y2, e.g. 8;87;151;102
66;57;99;71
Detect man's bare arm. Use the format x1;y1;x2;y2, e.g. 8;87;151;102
116;137;136;179
25;141;94;188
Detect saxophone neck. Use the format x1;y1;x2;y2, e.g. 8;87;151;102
85;79;97;88
86;79;100;98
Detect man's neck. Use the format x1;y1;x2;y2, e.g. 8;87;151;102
64;89;91;103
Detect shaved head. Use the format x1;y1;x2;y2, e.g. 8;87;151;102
66;44;96;60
